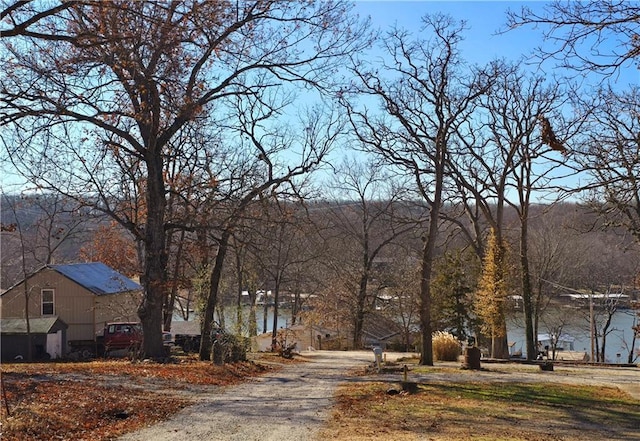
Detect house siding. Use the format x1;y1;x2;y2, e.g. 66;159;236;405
0;266;141;350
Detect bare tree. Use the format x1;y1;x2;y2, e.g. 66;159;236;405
1;1;370;358
383;256;421;352
193;103;344;361
1;1;80;39
489;69;570;360
1;190;86;360
506;1;640;78
241;198;309;350
343;14;495;364
528;206;580;346
576;86;640;247
445;60;576;359
323;158;416;349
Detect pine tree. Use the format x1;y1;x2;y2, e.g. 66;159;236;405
431;250;478;341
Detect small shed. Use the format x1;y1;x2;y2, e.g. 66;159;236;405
1;316;68;361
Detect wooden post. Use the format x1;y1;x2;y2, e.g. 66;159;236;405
1;374;11;416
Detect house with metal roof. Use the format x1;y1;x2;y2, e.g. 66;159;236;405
0;262;142;358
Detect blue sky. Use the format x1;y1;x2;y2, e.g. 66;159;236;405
3;1;638;194
354;1;544;63
352;0;639;88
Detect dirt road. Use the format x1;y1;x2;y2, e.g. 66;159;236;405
118;351;379;441
118;351;640;441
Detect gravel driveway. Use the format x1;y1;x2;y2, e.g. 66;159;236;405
118;350;381;441
118;351;640;441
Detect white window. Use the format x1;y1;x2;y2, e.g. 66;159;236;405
42;289;54;315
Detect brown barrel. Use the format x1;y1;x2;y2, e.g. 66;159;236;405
462;347;481;370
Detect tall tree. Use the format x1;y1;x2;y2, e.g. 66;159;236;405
1;1;370;358
474;227;510;358
506;1;640;77
343;14;495;364
325;158;415;349
445;62;573;359
576;86;640;246
487;68;569;360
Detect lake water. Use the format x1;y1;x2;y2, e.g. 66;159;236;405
506;308;639;363
173;304;290;334
175;304;639;363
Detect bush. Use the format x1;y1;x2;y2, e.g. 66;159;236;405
274;328;298;359
211;327;249;365
432;331;461;361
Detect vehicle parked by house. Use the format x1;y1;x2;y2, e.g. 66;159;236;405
101;322;143;353
69;321;176;358
170;320;201;353
0;262;142;358
67;321;142;358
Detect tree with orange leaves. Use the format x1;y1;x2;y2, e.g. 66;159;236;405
2;1;371;358
80;221;140;278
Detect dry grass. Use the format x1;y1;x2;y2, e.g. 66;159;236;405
320;381;640;441
0;353;284;441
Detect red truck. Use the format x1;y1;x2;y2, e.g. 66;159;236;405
69;322;172;358
101;322;143;354
68;322;142;358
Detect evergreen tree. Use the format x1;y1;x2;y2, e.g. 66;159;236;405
474;228;510;358
431;250;477;341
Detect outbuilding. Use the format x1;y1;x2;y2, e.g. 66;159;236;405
0;316;68;361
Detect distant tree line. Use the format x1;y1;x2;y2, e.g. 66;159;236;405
2;1;639;363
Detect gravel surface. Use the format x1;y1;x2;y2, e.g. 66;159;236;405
118;351;640;441
117;350;382;441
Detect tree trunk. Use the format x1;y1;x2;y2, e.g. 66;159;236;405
138;152;168;359
628;316;638;364
263;294;269;334
418;135;446;366
248;289;258;338
419;237;434;366
353;273;368;349
164;229;186;333
600;311;614;362
23;278;33;362
520;223;535;360
199;230;231;361
235;251;244;336
291;292;300;326
270;278;281;351
491;326;510;359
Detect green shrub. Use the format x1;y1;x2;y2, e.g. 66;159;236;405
432;331;461;361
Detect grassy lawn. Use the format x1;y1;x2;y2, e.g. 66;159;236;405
320;381;640;441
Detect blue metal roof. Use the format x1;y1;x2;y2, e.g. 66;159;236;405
50;262;141;295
